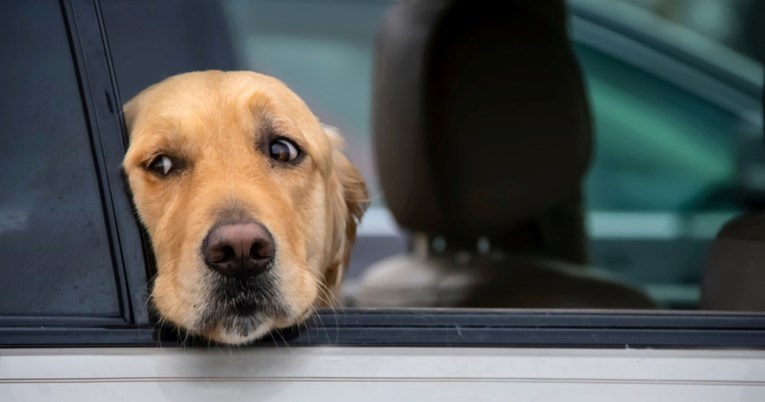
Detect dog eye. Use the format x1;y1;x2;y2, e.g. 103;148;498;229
269;139;299;162
148;155;174;176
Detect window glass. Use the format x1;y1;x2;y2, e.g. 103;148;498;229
576;44;748;308
613;0;763;65
102;0;237;101
224;0;389;202
580;45;739;213
0;0;121;316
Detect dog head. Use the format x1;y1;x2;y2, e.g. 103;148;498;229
122;71;367;344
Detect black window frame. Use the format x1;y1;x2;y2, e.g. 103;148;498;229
0;0;151;333
1;0;764;350
68;0;153;326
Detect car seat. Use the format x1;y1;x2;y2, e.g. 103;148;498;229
701;213;765;311
353;0;655;308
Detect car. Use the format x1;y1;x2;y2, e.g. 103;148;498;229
1;0;763;400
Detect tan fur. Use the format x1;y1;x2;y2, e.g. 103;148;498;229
122;71;367;344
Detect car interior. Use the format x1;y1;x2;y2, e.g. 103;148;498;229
352;0;655;309
97;0;764;314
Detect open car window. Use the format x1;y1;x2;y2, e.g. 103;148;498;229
0;0;762;351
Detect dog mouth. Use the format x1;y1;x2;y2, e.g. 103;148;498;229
183;217;294;342
192;272;292;341
151;218;317;344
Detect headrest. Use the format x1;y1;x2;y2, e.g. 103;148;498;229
373;0;592;240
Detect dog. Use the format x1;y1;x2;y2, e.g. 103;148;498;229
122;71;367;345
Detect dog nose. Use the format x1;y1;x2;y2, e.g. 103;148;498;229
202;222;275;279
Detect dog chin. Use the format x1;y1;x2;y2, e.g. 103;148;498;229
206;317;276;345
193;305;284;345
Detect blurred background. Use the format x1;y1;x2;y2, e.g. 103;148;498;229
102;0;763;310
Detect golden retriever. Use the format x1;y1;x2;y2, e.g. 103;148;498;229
122;71;367;345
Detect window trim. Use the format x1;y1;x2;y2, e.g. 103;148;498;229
2;309;765;349
239;310;765;349
0;0;147;324
61;0;153;326
569;3;761;132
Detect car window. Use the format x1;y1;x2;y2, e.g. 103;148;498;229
220;0;762;310
0;0;121;317
575;43;751;308
568;0;763;309
580;44;739;213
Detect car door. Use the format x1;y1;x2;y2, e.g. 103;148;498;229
1;1;764;401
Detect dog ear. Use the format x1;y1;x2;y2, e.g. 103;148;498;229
122;82;160;137
322;125;368;302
